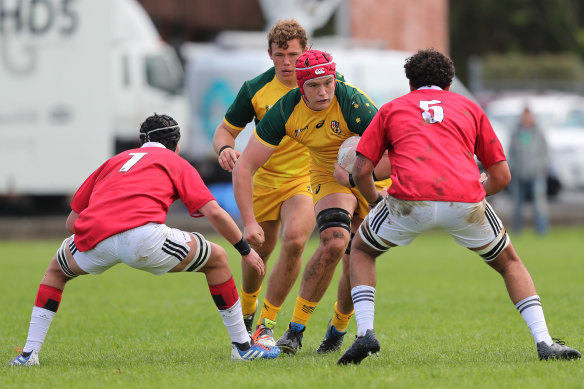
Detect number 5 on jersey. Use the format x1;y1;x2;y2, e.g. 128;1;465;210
419;100;444;123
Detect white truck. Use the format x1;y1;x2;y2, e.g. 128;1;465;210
0;0;187;205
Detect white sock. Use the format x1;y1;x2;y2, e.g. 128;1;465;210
515;295;553;345
23;306;56;353
351;285;376;337
219;299;250;345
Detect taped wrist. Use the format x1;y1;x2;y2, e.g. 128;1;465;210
233;237;251;256
348;174;356;187
368;194;383;207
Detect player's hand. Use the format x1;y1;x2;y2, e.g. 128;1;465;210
244;222;265;246
218;147;241;172
333;162;351;187
479;172;491;196
242;248;265;276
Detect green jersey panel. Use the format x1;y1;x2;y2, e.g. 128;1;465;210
224;68;276;128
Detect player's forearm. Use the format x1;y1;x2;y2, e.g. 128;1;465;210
372;153;391;180
484;160;511;196
209;211;244;245
66;210;79;234
232;163;258;227
213;123;236;154
354;155;381;204
355;175;380;205
198;201;242;244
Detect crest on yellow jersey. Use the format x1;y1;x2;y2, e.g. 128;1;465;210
331;121;341;134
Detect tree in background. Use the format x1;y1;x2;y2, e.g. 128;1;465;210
450;0;584;84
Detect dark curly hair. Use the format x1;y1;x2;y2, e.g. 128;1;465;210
267;19;307;51
404;49;455;90
139;113;181;151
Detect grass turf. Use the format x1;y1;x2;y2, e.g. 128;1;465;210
1;226;583;388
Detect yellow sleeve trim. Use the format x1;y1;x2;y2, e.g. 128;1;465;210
223;118;245;132
254;130;278;149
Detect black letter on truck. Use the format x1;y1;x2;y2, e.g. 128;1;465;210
0;0;24;33
60;0;77;35
29;0;54;35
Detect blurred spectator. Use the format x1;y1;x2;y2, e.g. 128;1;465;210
508;106;549;235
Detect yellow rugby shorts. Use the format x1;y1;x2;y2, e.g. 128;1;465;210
253;176;312;223
311;171;392;220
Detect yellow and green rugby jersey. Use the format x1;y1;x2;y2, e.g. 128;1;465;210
254;81;378;176
223;67;309;187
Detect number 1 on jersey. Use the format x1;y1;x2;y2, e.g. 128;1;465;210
119;153;147;172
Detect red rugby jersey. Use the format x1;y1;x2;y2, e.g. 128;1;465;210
357;88;506;202
71;143;215;251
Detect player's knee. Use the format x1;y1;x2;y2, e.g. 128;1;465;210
54;238;79;280
316;208;352;257
475;231;510;262
319;229;350;261
48;256;73;284
357;220;392;255
211;244;228;264
280;233;307;257
181;232;213;273
484;240;524;275
199;242;228;274
316;207;351;234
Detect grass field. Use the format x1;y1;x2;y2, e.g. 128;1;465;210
1;226;583;388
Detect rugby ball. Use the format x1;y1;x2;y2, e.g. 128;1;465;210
337;136;360;172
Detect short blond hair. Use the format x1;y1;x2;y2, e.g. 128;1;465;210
267;19;307;51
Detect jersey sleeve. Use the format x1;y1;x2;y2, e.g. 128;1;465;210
474;111;506;170
70;162;108;213
337;83;378;135
224;81;256;130
174;158;216;217
356;107;388;165
254;94;290;147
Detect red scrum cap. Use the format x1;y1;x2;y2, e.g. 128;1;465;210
296;49;336;96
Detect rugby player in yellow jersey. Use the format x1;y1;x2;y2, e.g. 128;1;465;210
213;20;314;347
233;50;391;355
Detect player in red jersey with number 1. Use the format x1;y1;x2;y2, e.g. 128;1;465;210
10;113;280;367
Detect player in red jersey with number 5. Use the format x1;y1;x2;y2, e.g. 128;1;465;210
337;49;581;365
10;114;280;366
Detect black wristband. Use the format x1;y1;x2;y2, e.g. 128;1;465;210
348;174;356;187
372;170;378;181
233;237;251;256
219;145;233;155
368;193;383;207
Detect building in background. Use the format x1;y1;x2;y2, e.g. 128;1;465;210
136;0;449;54
340;0;448;54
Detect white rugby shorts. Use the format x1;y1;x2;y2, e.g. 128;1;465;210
68;223;210;275
361;195;504;250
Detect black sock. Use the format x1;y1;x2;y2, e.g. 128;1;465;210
233;341;251;351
